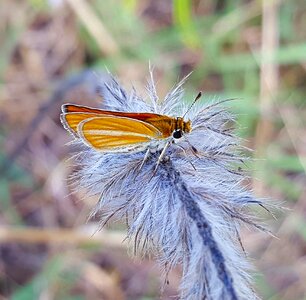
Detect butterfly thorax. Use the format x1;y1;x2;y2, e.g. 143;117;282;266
142;116;191;139
170;117;191;139
176;117;191;133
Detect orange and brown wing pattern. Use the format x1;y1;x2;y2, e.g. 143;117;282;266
61;104;176;139
62;104;162;121
61;113;99;137
77;116;162;152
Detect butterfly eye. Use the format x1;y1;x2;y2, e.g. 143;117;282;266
173;130;183;139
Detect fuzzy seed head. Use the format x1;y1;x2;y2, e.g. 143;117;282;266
64;71;270;300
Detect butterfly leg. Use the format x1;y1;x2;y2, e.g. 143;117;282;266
185;140;200;158
152;141;171;175
138;148;151;170
174;143;197;171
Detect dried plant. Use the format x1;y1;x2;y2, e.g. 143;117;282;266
62;71;271;300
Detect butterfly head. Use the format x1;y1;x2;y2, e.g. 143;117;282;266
173;118;191;139
172;91;200;139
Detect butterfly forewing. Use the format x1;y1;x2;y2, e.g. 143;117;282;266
61;104;177;152
63;104;163;122
77;116;162;151
61;113;102;137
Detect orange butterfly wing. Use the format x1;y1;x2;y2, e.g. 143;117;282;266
61;113;99;137
61;104;175;138
62;104;163;121
77;116;163;152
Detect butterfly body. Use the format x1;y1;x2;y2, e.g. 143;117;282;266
61;104;192;153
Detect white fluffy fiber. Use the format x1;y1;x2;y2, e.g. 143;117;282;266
67;71;268;300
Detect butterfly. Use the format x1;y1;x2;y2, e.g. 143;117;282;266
60;92;201;169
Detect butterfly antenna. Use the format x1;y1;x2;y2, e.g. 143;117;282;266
182;91;202;118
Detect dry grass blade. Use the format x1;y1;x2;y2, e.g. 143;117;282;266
0;226;126;247
253;0;280;195
81;261;125;300
213;1;261;35
65;0;119;55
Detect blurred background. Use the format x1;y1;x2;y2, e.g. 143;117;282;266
1;0;306;299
